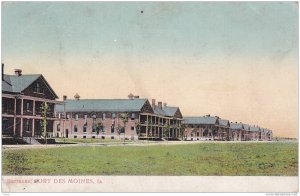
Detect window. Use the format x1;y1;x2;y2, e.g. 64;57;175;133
25;119;30;132
74;125;78;132
197;132;200;137
58;113;61;119
131;126;135;131
84;114;87;119
112;113;116;119
102;113;106;120
74;135;77;138
83;124;87;132
67;114;70;120
75;114;78;121
83;136;86;139
92;136;95;139
92;114;96;119
111;136;114;139
57;124;61;132
92;118;97;132
35;83;40;93
111;124;115;133
26;102;30;112
101;136;105;139
131;113;135;120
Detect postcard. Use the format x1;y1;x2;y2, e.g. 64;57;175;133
1;1;298;193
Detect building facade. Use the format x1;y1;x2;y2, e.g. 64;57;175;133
2;65;60;139
184;115;273;141
183;115;219;141
54;94;184;140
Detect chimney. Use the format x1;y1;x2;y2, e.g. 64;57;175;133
63;95;67;101
128;93;134;100
158;101;162;109
14;69;22;76
74;93;80;100
152;99;156;108
2;63;4;81
163;102;167;107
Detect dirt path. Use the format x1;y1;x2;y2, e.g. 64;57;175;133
2;140;275;151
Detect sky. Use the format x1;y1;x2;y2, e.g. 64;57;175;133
2;2;298;138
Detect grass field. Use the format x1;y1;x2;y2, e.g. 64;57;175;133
2;142;298;176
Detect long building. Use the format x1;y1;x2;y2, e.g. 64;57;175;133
183;115;273;141
2;65;60;140
54;94;184;140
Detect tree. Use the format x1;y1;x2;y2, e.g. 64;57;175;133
120;113;128;144
163;122;171;141
179;124;186;141
40;102;50;144
95;122;104;142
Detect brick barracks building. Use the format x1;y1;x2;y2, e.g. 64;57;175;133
54;93;184;140
2;65;60;143
2;65;273;143
183;115;273;141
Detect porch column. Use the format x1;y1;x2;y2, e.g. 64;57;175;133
154;116;157;137
33;100;36;115
146;115;148;138
20;99;24;137
13;98;16;136
32;119;35;137
138;114;141;137
168;119;170;138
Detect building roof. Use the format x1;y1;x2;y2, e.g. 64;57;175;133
243;124;250;131
183;116;218;125
153;106;167;116
163;106;179;117
55;99;148;112
2;74;58;98
249;126;260;132
219;119;230;127
2;75;13;92
230;123;244;130
2;74;41;93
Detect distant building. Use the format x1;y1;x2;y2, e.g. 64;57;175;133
218;119;231;140
183;115;219;141
2;64;60;139
54;94;184;140
184;115;273;141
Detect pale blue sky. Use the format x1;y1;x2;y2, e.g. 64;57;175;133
2;2;298;63
1;2;299;137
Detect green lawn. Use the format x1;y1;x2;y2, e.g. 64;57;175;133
2;142;298;176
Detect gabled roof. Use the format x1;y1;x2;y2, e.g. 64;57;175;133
230;123;244;130
2;74;58;98
163;106;179;117
55;99;148;112
2;74;40;93
10;74;41;92
219;119;230;127
184;116;218;125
